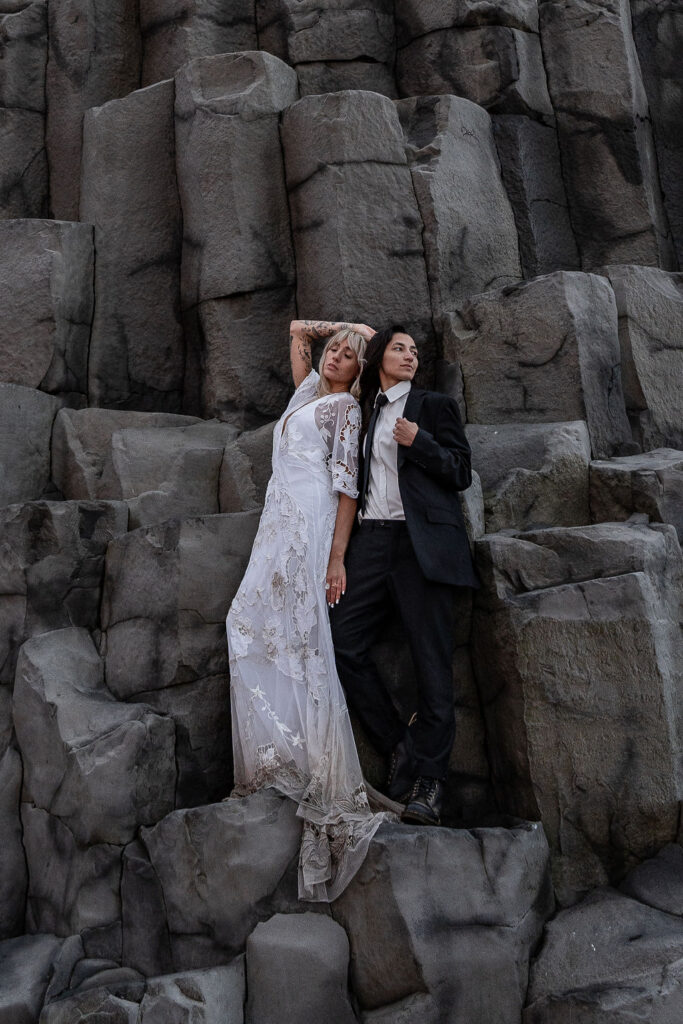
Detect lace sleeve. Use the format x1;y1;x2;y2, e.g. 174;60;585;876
315;396;361;498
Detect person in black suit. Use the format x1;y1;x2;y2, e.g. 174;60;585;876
330;325;478;826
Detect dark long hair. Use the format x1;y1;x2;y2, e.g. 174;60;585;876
358;325;407;432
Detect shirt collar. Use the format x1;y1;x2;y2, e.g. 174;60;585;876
376;380;411;405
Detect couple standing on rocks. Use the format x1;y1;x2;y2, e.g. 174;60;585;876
226;319;478;901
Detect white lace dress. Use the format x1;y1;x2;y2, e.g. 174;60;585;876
226;370;391;902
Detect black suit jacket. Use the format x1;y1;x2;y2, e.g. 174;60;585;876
360;386;479;588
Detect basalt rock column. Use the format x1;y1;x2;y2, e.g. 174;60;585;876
0;2;48;218
81;80;184;412
257;0;397;97
175;52;298;425
46;0;141;220
539;0;675;270
0;219;93;404
397;94;521;324
139;0;258;86
282;90;436;374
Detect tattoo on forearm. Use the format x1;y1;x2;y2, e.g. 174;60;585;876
300;320;351;342
297;343;312;371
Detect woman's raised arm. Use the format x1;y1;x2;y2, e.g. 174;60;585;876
289;320;352;388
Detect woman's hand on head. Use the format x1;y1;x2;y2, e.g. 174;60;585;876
325;554;346;607
353;323;376;342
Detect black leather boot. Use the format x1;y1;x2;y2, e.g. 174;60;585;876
385;732;416;804
401;776;444;826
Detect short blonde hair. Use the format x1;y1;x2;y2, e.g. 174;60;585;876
317;328;367;400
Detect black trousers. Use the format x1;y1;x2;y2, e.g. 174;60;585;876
330;520;457;780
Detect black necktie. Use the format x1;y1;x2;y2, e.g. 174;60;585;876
360;392;389;513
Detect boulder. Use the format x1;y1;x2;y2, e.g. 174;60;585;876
467;421;592;532
0;933;77;1024
332;820;553;1022
493;116;579;276
590;449;683;542
600;265;683;450
140;0;258;86
219;423;275;513
0;746;26;939
0;384;59;507
13;628;176;846
0;2;48;218
175;52;297;425
52;407;201;502
120;840;173;977
620;843;683;916
97;421;239;529
448;272;632;458
138;792;302;966
246;914;356;1024
282;91;436;373
81;80;184;412
397;26;553;121
0;500;128;688
472;522;683;904
630;0;683;267
45;0;141;220
102;511;260;698
539;0;674;269
22;802;123;946
524;887;683;1021
40;989;140;1024
0;220;93;402
397;95;521;323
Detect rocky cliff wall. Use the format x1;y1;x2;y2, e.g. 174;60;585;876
0;1;682;1022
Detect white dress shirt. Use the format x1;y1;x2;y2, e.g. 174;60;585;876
363;380;412;520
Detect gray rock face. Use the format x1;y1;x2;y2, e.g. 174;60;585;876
137;793;302;966
0;2;48;219
247;913;356;1024
175;52;298;425
473;522;683;905
449;272;632;458
333;820;553;1023
493;116;579;276
41;989;140;1024
140;0;258;86
620;844;683;917
0;384;59;507
525;887;683;1021
102;512;259;802
0;220;93;403
590;449;683;543
52;407;201;502
600;265;683;450
258;0;396;97
96;421;239;529
397;24;553;122
282;90;435;370
0;499;127;688
397;95;521;323
0;746;26;939
467;420;592;532
219;423;275;513
539;0;675;270
81;80;184;413
14;628;176;845
46;0;141;221
631;0;683;268
0;933;74;1024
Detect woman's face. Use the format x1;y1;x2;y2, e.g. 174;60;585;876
380;333;418;388
323;340;359;387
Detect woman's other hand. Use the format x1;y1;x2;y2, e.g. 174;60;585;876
326;554;346;607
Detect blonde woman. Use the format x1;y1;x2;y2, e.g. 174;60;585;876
226;319;392;902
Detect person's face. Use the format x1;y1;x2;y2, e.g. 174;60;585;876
323;340;359;389
379;333;418;389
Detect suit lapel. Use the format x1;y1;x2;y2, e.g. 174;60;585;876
398;387;425;467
